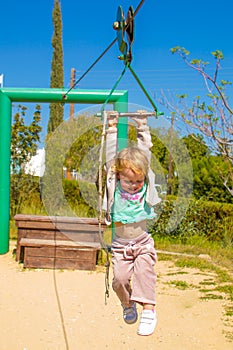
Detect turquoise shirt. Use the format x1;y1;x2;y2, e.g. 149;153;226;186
111;182;156;224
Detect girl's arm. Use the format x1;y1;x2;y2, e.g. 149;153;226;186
132;116;153;162
132;115;161;206
105;114;118;166
102;114;118;218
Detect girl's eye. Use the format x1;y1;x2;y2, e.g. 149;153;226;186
121;179;143;185
121;179;131;185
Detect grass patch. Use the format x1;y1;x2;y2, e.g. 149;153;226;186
168;280;190;290
214;285;233;301
168;254;233;333
153;234;233;272
167;271;189;276
199;280;216;286
200;294;224;300
174;257;232;284
103;227;112;246
199;288;217;293
157;253;175;261
225;306;233;317
10;220;18;240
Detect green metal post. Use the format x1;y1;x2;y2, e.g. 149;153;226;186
0;91;11;253
114;91;128;151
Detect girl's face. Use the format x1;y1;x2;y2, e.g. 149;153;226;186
118;168;145;194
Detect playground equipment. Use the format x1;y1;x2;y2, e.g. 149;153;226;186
0;88;128;254
0;0;162;258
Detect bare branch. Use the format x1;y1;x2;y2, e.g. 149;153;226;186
160;47;233;195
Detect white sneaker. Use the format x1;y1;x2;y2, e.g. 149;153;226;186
137;309;157;336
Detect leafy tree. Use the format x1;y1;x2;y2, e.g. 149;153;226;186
11;105;42;174
62;115;231;203
182;134;209;159
11;105;42;216
192;156;233;203
151;128;168;166
42;115;102;216
151;127;193;197
131;124;193;197
182;134;232;202
44;0;64;215
66;124;103;182
161;47;233;196
47;0;64;134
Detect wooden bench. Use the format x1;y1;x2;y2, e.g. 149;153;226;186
14;214;106;270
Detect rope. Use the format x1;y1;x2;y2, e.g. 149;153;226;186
97;63;129;303
53;218;70;350
134;0;146;17
98;110;110;304
101;63;129;114
53;268;69;349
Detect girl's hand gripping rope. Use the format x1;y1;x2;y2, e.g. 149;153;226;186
108;112;118;128
131;110;148;127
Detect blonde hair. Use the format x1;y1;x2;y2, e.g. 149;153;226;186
113;147;149;176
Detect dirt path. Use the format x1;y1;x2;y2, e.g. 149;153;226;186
0;242;232;350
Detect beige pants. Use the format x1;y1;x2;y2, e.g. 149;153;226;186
111;232;157;307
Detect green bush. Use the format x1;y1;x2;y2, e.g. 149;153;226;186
11;176;99;218
63;179;98;217
149;196;233;245
10;174;44;218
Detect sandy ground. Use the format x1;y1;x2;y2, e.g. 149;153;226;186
0;242;232;350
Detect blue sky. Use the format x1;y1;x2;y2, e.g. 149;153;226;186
1;0;233;143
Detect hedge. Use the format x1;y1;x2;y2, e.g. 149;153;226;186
149;196;233;244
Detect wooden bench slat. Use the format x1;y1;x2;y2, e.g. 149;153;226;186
19;231;101;242
20;238;101;249
16;222;105;232
23;255;97;270
14;214;106;225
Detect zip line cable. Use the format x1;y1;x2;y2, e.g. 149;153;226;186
62;39;117;98
62;0;145;99
53;267;69;349
97;110;110;304
101;63;129;113
53;217;70;350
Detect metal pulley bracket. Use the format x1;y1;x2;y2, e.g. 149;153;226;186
113;5;134;64
110;2;163;116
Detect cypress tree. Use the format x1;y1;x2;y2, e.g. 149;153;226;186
47;0;64;133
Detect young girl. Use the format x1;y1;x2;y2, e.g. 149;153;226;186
103;113;161;336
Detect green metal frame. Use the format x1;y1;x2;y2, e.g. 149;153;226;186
0;87;128;254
